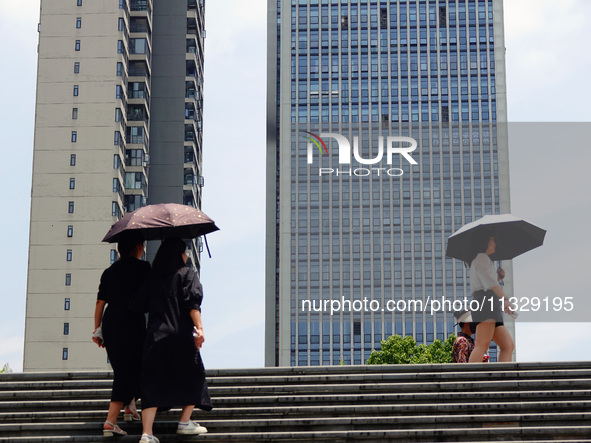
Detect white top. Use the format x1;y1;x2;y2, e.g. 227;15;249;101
470;253;499;292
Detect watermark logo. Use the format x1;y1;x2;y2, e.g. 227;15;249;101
302;132;418;177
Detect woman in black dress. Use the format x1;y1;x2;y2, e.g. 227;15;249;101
132;237;212;443
93;231;151;437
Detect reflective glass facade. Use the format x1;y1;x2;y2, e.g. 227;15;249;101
266;0;512;366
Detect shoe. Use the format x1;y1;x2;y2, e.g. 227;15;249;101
103;421;127;437
124;405;141;421
139;434;160;443
177;420;208;435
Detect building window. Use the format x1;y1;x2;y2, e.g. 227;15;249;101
113;154;121;169
110;249;118;264
126;149;144;166
118;17;125;32
74;62;80;74
70;154;76;166
62;348;69;360
116;62;123;77
114;131;121;146
66;249;73;261
76;17;82;28
64;298;71;310
119;0;125;9
71;131;77;142
115;108;123;122
112;201;121;218
73;85;79;96
113;178;120;193
77;0;82;5
125;172;145;189
116;85;123;99
69;178;75;189
65;273;71;286
72;108;78;119
117;40;124;54
67;225;73;237
75;40;80;51
64;323;70;335
68;201;74;213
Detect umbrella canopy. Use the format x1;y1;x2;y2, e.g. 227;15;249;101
102;203;219;243
446;214;546;264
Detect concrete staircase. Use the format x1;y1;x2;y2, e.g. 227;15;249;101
1;361;590;442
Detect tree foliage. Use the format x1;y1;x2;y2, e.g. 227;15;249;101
0;363;11;374
366;334;456;365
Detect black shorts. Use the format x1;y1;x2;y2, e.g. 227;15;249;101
471;290;504;325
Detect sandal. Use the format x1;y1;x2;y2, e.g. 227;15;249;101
103;421;127;437
124;405;141;421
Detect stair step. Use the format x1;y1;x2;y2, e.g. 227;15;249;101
1;362;590;441
2;425;591;442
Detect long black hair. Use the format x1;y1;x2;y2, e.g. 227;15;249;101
466;228;494;266
151;237;187;276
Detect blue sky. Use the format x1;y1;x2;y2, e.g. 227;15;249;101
0;0;590;372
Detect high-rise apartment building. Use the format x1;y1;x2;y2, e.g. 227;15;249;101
24;0;206;371
266;0;513;366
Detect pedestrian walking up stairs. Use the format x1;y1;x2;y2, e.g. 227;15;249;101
0;361;590;442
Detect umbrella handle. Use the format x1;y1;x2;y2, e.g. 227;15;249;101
497;260;504;286
204;235;212;259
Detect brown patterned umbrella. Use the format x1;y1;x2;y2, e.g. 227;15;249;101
102;203;219;243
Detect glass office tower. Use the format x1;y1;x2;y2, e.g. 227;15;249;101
266;0;513;366
24;0;206;371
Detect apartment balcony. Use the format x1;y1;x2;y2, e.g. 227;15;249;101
129;38;151;66
185;80;197;100
186;37;197;54
186;60;198;78
184;145;197;166
127;103;149;125
126;124;149;151
130;16;151;36
127;82;150;111
184;122;197;142
124;171;148;197
185;102;200;122
130;0;151;11
128;60;151;82
183;187;201;211
125;147;149;169
124;194;147;214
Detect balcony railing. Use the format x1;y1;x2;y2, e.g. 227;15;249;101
130;0;150;12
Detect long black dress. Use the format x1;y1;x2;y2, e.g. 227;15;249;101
97;257;151;405
132;266;212;411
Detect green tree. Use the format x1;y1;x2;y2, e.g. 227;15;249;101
366;334;456;365
0;363;12;374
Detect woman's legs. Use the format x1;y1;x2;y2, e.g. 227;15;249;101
106;401;124;424
469;321;495;363
180;405;195;423
493;325;515;362
141;407;158;436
